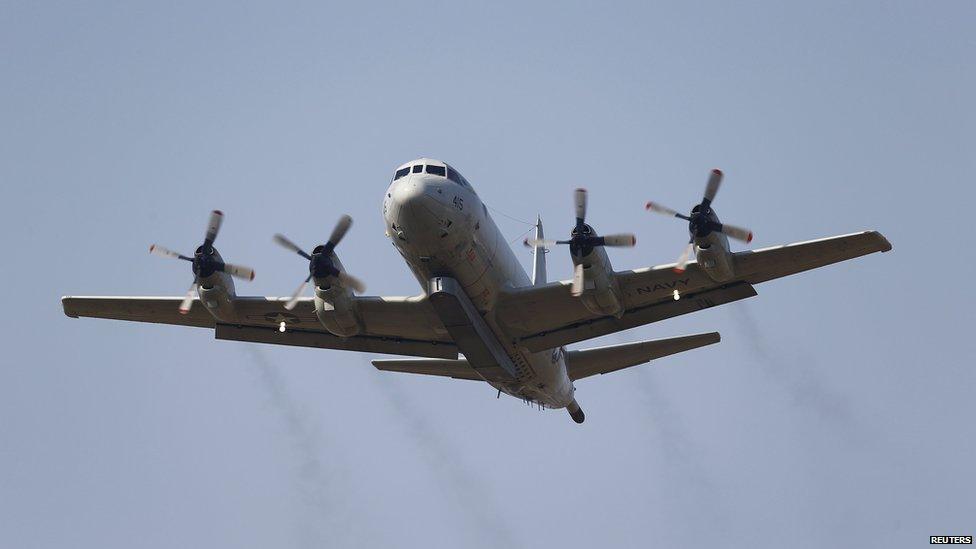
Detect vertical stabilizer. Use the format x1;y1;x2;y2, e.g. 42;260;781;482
532;216;547;286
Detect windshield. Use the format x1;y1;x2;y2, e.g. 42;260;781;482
447;166;470;187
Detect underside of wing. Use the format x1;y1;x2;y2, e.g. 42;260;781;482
733;230;892;283
516;283;755;352
497;231;890;350
62;294;458;359
215;324;457;359
62;296;216;328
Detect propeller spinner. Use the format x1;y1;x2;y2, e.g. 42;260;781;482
149;210;255;315
274;214;366;310
525;188;636;295
645;169;753;272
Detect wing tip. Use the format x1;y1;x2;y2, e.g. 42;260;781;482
870;231;893;253
61;296;79;318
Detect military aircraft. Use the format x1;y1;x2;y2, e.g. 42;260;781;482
62;159;891;423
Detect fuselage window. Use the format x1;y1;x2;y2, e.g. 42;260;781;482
394;167;410;180
412;164;423;173
426;165;446;176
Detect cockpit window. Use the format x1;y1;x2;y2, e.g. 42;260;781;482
447;166;470;187
393;167;410;180
412;164;423;173
425;165;446;176
446;167;461;185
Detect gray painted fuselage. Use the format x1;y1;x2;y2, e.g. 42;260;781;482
383;159;575;409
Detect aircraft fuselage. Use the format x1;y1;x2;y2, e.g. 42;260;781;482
383;158;576;410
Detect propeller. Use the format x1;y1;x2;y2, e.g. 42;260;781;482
525;188;636;296
274;214;366;310
645;169;753;272
149;210;255;314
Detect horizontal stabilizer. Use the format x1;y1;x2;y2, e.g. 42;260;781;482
371;358;510;382
566;332;720;380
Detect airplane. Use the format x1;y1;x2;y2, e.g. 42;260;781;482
62;158;891;423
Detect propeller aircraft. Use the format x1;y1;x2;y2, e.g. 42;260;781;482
63;159;891;423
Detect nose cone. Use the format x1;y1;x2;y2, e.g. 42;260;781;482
387;175;452;240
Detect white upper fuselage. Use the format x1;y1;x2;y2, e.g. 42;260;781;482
383;158;575;408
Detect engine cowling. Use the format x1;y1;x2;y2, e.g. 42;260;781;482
197;276;238;322
313;284;362;337
195;247;240;322
575;246;624;318
694;232;736;283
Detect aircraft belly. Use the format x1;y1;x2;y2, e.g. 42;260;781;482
386;182;570;408
419;230;571;408
506;350;574;408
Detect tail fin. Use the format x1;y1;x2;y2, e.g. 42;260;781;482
565;332;720;380
532;216;546;286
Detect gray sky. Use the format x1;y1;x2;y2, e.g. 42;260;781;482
2;1;973;547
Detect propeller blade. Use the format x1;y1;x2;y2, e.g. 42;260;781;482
645;202;691;220
703;169;723;206
284;275;312;311
570;263;585;297
524;238;559;248
328;215;353;247
715;222;753;243
598;233;637;247
273;234;312;260
204;210;223;245
149;244;191;261
673;242;694;273
337;271;366;294
574;188;587;225
178;281;199;315
220;263;256;281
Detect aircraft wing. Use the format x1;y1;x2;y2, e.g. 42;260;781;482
497;231;891;352
62;295;458;359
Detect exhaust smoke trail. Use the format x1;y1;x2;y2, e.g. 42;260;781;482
729;303;858;430
244;345;345;548
619;333;729;539
368;365;520;549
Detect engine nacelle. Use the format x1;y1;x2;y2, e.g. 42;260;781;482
575;246;624;318
694;232;736;283
313;261;362;337
314;287;362;337
197;274;238;322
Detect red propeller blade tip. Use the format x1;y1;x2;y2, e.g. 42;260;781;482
179;309;189;315
631;236;637;246
711;169;722;176
645;201;653;210
213;210;223;216
149;245;155;253
747;232;753;243
672;267;686;274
